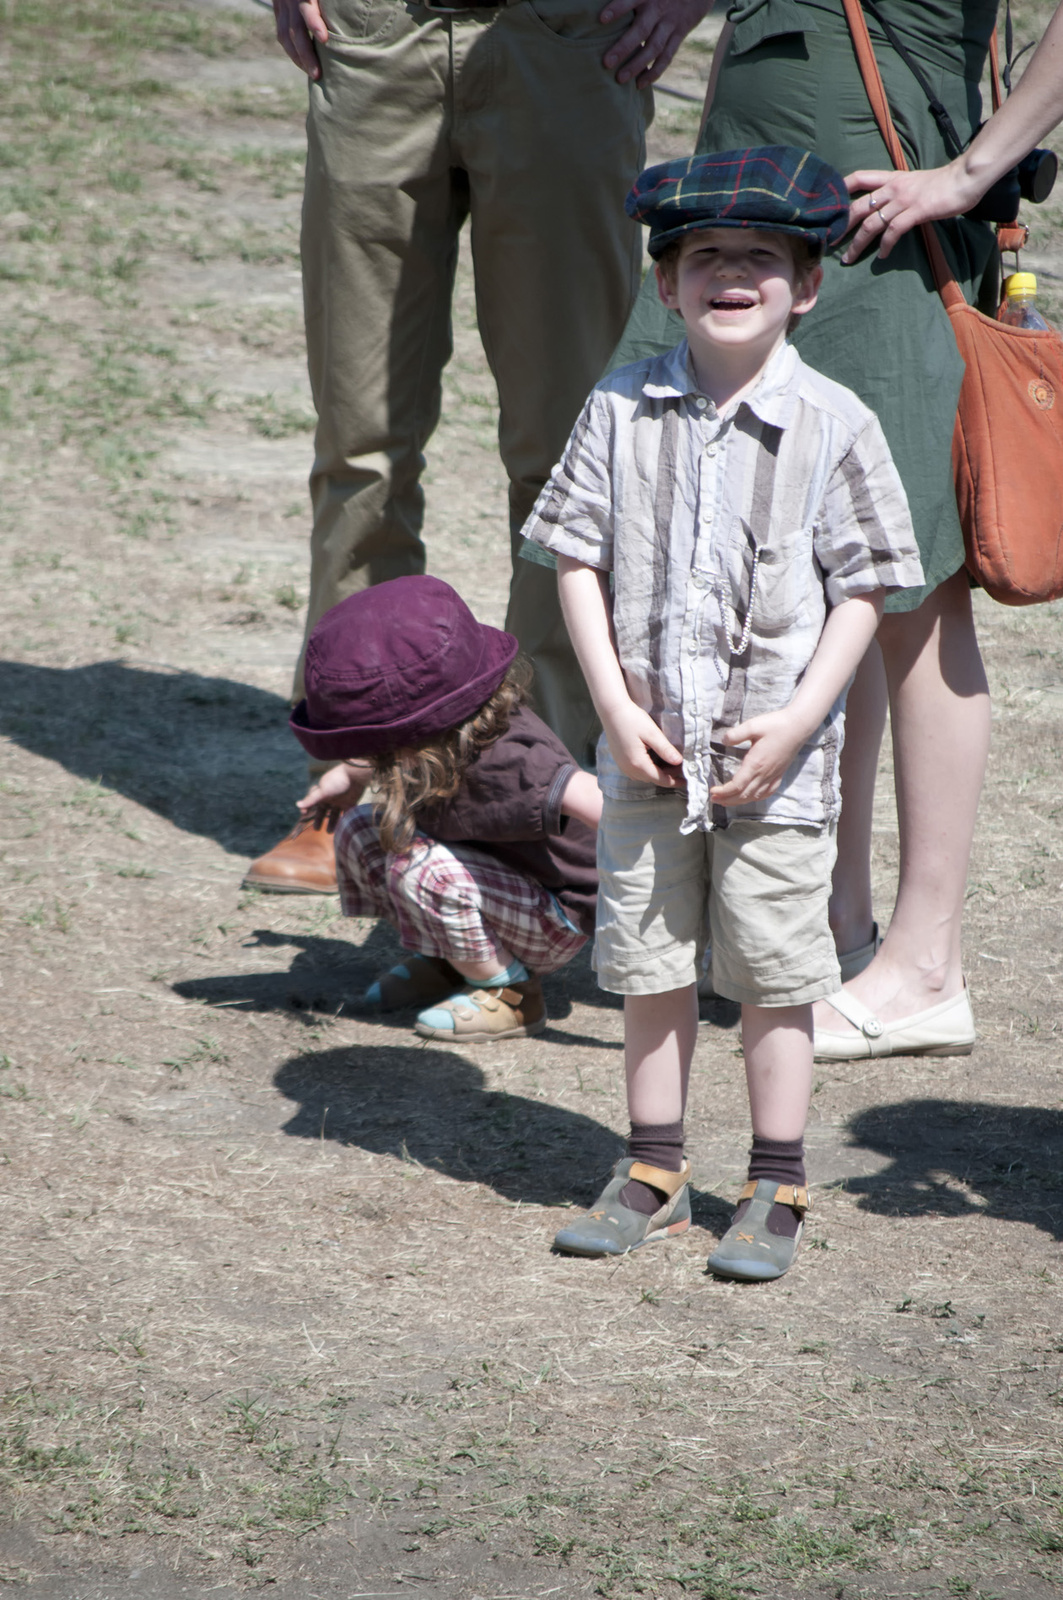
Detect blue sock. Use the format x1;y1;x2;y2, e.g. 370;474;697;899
477;959;529;988
416;960;530;1032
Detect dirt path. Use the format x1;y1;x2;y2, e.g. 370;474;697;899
2;5;1063;1597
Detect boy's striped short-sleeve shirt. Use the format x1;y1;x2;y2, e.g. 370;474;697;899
522;339;924;832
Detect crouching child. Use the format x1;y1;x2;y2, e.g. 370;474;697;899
288;575;599;1041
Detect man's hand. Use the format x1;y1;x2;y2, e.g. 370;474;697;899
709;712;805;807
601;700;685;786
273;0;329;78
600;0;711;86
296;760;372;827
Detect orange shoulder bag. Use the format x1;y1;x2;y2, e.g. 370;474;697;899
843;0;1063;605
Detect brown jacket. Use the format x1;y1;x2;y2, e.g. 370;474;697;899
415;704;597;937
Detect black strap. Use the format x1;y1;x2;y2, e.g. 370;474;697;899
860;0;966;158
1002;1;1036;93
865;0;1039;146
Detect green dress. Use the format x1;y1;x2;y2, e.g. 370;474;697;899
614;0;1000;610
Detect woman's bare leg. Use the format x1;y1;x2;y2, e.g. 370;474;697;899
828;637;888;956
814;569;990;1032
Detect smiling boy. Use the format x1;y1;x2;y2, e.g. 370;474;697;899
522;148;925;1281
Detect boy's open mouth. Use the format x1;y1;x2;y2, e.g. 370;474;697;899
710;295;757;312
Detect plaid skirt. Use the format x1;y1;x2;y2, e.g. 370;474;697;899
333;805;587;975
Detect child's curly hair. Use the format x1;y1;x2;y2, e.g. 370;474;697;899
371;657;532;854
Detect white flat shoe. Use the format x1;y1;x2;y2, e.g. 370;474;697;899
814;980;976;1061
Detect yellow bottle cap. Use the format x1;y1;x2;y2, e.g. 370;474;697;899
1005;271;1038;297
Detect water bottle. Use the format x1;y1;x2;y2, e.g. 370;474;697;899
998;271;1051;330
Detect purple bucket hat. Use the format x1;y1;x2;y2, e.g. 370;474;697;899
289;576;519;761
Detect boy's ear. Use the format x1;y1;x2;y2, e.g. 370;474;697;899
655;261;680;311
792;261;824;317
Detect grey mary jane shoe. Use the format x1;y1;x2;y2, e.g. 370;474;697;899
553;1158;692;1257
706;1179;811;1282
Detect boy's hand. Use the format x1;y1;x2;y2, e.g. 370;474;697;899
709;713;805;807
296;761;372;828
602;701;685;787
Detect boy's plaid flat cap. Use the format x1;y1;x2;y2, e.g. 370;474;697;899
627;146;850;258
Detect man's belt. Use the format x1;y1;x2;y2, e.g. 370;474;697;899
423;0;507;11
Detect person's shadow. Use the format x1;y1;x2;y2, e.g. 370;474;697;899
273;1038;734;1232
172;927;631;1038
174;924;403;1022
0;659;300;856
844;1099;1063;1241
1;660;736;1036
274;1042;625;1207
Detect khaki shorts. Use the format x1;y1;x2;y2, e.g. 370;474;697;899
595;794;840;1006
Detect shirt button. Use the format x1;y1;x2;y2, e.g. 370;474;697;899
694;396;708;411
705;443;717;457
687;642;699;657
692;572;708;589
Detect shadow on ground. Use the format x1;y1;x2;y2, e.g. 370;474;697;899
174;923;400;1021
0;659;300;855
173;927;629;1025
274;1042;625;1206
846;1099;1063;1240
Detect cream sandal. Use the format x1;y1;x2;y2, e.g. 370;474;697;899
814;981;976;1061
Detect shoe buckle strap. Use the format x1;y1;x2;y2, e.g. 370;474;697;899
738;1181;811;1213
628;1159;691;1198
822;987;884;1038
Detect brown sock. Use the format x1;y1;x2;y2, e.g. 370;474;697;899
619;1120;685;1217
732;1135;806;1240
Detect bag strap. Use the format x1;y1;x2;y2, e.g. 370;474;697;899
840;0;967;310
989;26;1003;114
861;0;967;157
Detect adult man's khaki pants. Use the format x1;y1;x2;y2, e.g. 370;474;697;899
297;0;650;764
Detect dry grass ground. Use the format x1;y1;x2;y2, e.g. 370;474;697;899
1;3;1063;1597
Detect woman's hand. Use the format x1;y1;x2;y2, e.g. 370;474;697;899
843;165;984;262
844;3;1063;261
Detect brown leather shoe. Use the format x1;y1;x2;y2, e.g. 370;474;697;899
243;815;338;894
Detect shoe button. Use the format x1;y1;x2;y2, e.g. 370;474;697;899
861;1016;884;1038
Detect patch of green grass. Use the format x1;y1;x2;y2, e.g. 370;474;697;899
100;1327;147;1360
162;1036;229;1072
246;394;316;438
232;143;305;198
0;1055;30;1102
0;1380;358;1552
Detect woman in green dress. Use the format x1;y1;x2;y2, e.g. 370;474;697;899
616;0;1009;1058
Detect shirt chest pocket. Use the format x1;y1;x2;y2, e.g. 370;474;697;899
723;523;812;644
